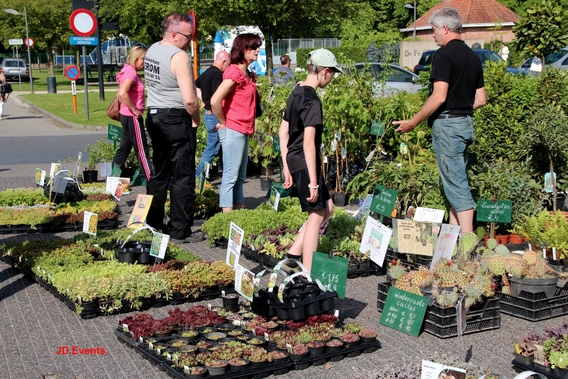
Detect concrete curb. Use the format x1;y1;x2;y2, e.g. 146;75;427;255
12;93;108;132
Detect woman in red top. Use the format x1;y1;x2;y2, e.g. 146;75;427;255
211;33;261;212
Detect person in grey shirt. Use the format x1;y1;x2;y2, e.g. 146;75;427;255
144;12;202;243
272;54;296;86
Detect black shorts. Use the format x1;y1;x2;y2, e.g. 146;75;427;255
292;169;331;212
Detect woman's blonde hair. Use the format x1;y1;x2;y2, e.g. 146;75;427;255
126;46;147;66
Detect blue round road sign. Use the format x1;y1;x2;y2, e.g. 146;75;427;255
64;65;81;81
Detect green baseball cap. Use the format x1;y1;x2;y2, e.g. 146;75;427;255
307;49;342;73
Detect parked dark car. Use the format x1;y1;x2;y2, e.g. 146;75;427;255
413;49;521;75
0;58;29;81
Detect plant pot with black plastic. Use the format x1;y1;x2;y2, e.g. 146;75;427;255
222;293;239;312
334;192;347;206
260;177;273;191
205;359;228;375
83;170;98;183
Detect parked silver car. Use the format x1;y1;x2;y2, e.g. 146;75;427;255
0;58;29;81
518;48;568;75
354;63;423;97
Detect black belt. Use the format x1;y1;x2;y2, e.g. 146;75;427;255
149;108;189;115
436;114;469;119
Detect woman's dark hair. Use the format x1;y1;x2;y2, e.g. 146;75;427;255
230;33;262;65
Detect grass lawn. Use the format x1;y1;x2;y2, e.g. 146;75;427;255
20;92;116;127
18;68;118;127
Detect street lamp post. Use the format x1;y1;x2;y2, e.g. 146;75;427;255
4;7;34;94
404;2;417;41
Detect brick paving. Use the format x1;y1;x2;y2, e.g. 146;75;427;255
0;96;558;378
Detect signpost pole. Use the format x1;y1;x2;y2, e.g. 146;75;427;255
82;45;89;119
71;81;77;114
15;45;22;91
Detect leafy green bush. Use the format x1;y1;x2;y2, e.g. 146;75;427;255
202;197;306;246
469;158;546;229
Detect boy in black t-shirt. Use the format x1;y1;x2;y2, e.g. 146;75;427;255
278;49;342;273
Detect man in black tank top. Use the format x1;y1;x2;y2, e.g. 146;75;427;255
144;13;203;243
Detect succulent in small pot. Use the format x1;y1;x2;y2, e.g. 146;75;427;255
180;330;199;338
291;344;309;355
326;339;344;352
206;332;226;341
228;357;249;371
340;332;361;347
205;359;228;375
358;329;377;343
306;341;326;356
268;350;289;363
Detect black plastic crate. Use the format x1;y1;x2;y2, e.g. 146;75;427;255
423;315;501;339
426;297;500;326
496;285;568;321
377;282;501;337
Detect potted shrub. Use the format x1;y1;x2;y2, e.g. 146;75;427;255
84;139;116;183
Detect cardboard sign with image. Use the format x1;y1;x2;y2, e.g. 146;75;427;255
35;168;46;186
421;360;466;379
269;186;281;211
83;211;98;236
394;219;439;256
72;152;82;179
311;252;348;298
100;162;113;178
360;216;393;267
150;232;170;259
106;177;131;199
413;207;445;223
49;163;62;179
226;222;244;269
127;194;153;229
234;264;255;301
431;224;460;269
370;184;398;218
352;194;373;221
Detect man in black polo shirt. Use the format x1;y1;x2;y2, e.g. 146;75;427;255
393;7;486;235
195;50;230;179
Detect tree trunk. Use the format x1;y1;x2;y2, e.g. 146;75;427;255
47;48;55;77
550;154;556;212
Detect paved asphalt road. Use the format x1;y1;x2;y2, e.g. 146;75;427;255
0;95;106;177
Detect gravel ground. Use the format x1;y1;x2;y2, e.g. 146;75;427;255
0;173;560;379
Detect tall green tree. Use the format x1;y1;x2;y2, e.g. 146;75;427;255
512;0;568;69
0;0;71;77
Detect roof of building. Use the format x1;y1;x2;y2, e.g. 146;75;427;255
410;0;520;29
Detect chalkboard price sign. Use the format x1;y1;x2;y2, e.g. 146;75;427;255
476;199;512;223
370;184;398;217
379;286;428;337
311;252;348;299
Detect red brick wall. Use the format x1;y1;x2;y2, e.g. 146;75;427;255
414;26;516;43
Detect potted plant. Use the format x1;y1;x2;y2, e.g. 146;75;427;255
514;332;541;366
204;358;228;375
289;343;309;360
358;329;377;344
84;139;116;183
500;250;559;298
